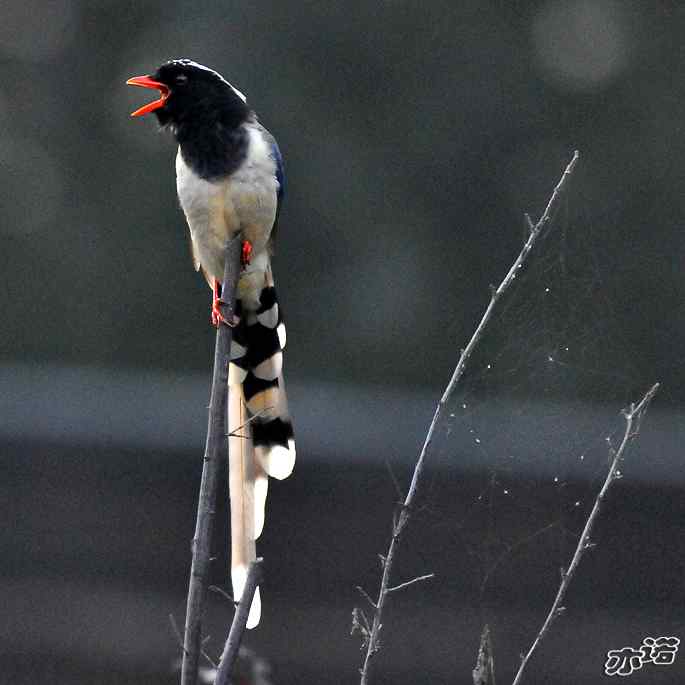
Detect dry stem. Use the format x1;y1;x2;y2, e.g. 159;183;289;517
511;382;659;685
356;151;580;684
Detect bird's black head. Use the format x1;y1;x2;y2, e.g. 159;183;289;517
127;59;250;131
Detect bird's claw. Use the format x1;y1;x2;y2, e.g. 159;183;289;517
211;280;239;328
211;299;239;328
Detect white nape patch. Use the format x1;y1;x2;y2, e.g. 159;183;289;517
232;565;261;629
257;304;279;329
176;60;248;102
253;352;283;381
255;440;296;480
230;340;247;360
228;82;247;102
277;323;287;349
254;473;268;539
229;362;247;386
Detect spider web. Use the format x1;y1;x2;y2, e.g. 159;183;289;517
396;198;651;620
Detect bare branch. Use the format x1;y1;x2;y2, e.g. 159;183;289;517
386;573;435;594
181;234;243;685
511;382;659;685
356;586;379;609
357;152;580;685
209;585;235;604
170;613;185;650
214;558;264;685
384;458;404;500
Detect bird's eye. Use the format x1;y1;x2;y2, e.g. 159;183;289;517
175;74;188;86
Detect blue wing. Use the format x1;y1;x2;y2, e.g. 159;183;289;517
272;141;285;197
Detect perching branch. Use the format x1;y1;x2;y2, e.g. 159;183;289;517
511;382;659;685
356;151;580;685
181;234;243;685
214;558;264;685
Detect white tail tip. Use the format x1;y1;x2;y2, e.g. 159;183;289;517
232;565;262;629
255;440;296;480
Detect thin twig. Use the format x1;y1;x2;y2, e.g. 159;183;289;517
524;213;535;233
202;648;218;671
511;382;659;685
356;586;379;609
170;613;185;650
479;521;561;597
386;573;435;594
357;152;580;685
181;234;243;685
384;458;404;500
214;558;264;685
209;585;235;603
170;614;218;670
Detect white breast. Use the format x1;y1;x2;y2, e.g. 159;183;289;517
175;125;279;283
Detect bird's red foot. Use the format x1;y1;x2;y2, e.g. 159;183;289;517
241;240;253;267
211;299;230;327
211;280;238;328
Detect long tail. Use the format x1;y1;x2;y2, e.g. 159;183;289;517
228;255;295;629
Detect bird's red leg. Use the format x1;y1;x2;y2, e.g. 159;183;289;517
241;240;253;266
211;280;225;327
210;241;251;327
211;279;237;328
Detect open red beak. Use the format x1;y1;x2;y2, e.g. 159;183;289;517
126;75;170;117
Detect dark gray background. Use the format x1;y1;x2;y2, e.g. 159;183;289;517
2;1;684;683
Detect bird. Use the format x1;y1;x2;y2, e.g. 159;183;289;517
127;59;295;628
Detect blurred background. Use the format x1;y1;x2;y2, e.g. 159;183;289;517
2;1;685;683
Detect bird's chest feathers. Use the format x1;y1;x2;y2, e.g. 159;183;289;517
175;127;278;278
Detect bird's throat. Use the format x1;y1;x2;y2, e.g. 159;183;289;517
177;118;249;181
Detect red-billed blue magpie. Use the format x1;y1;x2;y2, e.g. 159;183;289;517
127;59;295;628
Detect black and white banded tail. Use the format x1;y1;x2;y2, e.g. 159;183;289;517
227;260;294;628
